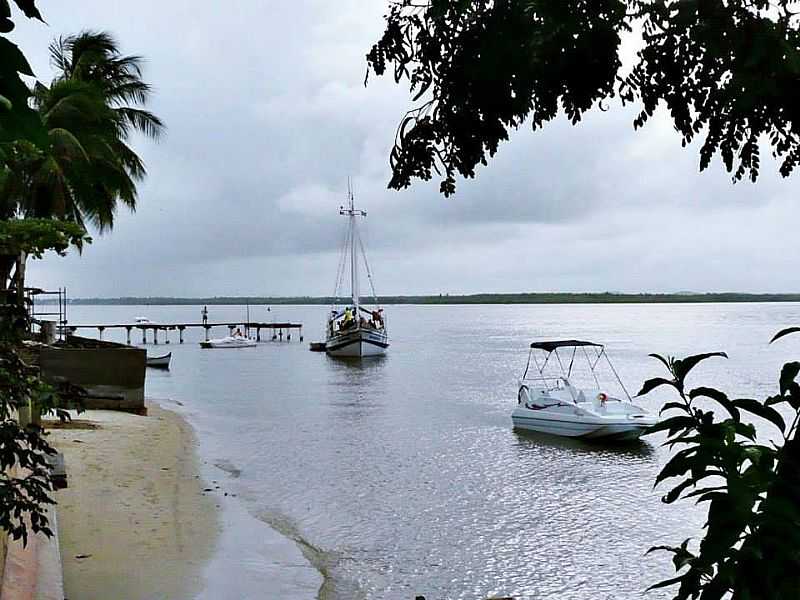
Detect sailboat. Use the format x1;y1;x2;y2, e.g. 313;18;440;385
324;182;389;358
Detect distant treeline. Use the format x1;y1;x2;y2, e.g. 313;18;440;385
48;292;800;306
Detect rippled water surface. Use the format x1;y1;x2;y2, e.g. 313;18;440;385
67;303;800;599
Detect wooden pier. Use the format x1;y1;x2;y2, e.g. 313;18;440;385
61;322;304;345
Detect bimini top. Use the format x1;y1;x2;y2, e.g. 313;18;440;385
529;340;604;352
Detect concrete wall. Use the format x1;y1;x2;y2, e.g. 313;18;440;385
39;337;146;413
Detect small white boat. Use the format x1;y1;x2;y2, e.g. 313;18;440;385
512;340;657;441
324;181;389;358
199;336;256;349
134;316;154;324
146;352;171;369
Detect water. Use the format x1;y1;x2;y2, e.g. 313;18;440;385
65;303;800;599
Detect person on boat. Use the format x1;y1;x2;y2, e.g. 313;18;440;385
371;309;383;329
342;307;354;329
234;327;243;337
201;305;208;326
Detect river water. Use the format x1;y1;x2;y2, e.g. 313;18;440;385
65;303;800;600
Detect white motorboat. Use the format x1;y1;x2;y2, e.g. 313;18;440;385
512;340;657;441
199;335;256;349
324;181;389;358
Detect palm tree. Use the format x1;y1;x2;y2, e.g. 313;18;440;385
1;30;163;230
0;30;163;294
40;30;164;229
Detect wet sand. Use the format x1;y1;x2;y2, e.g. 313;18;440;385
47;403;218;600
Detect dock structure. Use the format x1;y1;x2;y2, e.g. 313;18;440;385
61;322;304;345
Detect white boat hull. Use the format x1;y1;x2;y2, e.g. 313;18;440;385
511;407;656;441
200;337;257;349
326;328;388;357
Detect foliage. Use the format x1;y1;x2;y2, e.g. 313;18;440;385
0;218;91;257
0;0;84;548
367;1;800;195
0;1;46;147
0;299;81;546
639;332;800;599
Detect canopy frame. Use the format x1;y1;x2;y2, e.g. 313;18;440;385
521;340;632;401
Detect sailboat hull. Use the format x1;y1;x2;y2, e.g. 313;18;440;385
326;328;389;357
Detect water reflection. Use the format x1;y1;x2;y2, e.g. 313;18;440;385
324;355;388;422
512;429;657;459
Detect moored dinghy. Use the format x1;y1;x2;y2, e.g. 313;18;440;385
146;352;171;369
512;340;657;441
324;181;389;358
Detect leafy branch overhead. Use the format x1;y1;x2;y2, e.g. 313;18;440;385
0;0;46;146
0;218;91;258
638;333;800;599
367;1;800;195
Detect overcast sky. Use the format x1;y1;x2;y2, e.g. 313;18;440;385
11;2;800;297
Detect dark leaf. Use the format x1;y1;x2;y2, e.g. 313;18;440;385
638;377;676;397
779;362;800;396
689;387;740;421
673;353;728;383
770;327;800;344
647;415;696;437
660;401;690;415
10;0;42;21
662;478;695;504
647;574;687;591
733;398;786;433
648;353;672;371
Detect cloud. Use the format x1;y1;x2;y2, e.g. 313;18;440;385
11;1;800;297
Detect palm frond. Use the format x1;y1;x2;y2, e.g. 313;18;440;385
106;80;151;106
115;107;164;140
48;36;72;78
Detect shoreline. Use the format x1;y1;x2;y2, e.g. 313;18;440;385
47;402;218;600
44;293;800;306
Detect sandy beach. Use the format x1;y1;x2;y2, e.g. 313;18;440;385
47;403;218;600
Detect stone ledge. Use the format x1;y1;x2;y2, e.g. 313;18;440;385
0;510;64;600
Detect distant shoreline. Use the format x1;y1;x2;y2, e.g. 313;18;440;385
46;293;800;306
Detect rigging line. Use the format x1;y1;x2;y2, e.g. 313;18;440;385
356;226;379;304
332;219;350;307
332;230;345;303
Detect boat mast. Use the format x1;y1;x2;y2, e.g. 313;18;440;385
341;179;366;312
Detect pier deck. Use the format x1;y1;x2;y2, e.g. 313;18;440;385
60;322;304;345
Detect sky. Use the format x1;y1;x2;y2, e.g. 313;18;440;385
10;1;800;297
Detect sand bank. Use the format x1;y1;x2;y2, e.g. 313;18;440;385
47;403;218;600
